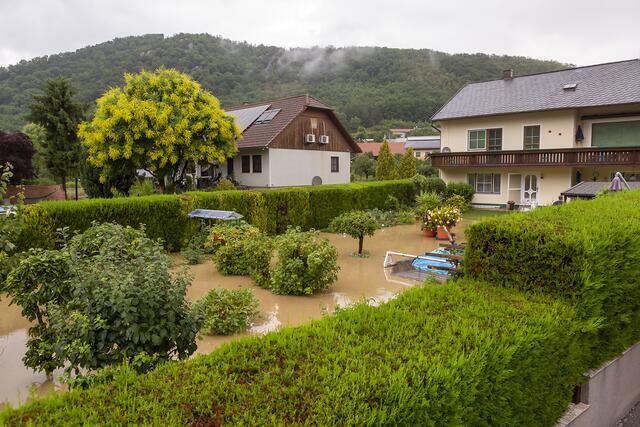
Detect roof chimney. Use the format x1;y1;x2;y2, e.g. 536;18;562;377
503;69;514;80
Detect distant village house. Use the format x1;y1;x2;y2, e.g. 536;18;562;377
196;95;360;187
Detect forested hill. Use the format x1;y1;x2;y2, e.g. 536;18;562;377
0;33;569;131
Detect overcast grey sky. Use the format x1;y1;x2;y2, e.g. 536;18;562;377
1;0;639;67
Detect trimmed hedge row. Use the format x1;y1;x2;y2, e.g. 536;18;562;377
17;180;415;251
465;190;640;366
0;281;584;426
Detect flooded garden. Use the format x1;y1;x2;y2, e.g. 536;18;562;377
0;217;481;407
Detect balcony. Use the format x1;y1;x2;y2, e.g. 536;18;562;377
430;146;640;168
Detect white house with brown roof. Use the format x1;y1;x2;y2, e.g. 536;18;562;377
430;59;640;207
198;95;360;188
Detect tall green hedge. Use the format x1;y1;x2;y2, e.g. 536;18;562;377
17;180;414;251
464;190;640;366
0;282;584;426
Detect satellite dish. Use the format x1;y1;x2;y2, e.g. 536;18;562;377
442;146;451;153
312;176;323;185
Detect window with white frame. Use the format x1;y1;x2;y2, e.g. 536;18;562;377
468;128;502;151
468;173;501;194
523;125;541;150
468;130;486;150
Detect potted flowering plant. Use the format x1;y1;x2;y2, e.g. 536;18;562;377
415;192;441;237
428;206;462;240
421;214;438;237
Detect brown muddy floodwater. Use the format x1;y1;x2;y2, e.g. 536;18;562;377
0;221;469;407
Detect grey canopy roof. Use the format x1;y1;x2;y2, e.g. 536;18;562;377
561;181;640;198
432;59;640;121
187;209;244;220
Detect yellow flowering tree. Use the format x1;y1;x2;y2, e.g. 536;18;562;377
78;68;240;193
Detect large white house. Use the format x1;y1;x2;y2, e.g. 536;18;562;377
197;95;360;188
430;59;640;206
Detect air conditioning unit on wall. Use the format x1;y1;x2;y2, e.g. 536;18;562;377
319;135;330;144
305;134;316;144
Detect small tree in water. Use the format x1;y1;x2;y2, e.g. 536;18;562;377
329;210;378;256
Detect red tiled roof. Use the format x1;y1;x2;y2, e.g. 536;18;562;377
225;95;334;149
357;142;406;156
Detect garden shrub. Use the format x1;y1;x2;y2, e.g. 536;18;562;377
270;227;339;295
423;176;446;195
18;180;415;251
0;281;585;425
445;193;469;212
127;178;157;197
208;223;273;287
464;190;640;366
3;223;201;379
3;249;72;375
415;191;441;218
215;178;235;191
444;181;474;203
195;288;260;335
366;208;415;228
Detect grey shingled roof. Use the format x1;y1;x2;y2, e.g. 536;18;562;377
405;136;440;150
432;59;640;121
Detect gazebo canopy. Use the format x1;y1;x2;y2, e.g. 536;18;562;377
187;209;244;221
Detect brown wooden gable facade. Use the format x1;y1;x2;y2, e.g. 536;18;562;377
269;108;356;153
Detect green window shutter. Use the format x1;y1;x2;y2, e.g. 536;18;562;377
592;120;640;147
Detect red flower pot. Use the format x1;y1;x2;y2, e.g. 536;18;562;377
423;228;436;237
436;226;450;240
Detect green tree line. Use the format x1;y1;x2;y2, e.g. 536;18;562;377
0;33;568;131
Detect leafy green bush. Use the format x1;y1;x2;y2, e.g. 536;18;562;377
329;211;378;255
3;249;72;375
270;228;339;295
0;282;585;425
415;191;441;219
445;193;469;212
424;176;446;195
195;288;260;335
444;182;474;203
3;223;201;378
465;190;640;366
128;178;157;197
211;224;263;275
215;178;235;191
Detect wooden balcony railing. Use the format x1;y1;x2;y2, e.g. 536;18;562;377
430;147;640;168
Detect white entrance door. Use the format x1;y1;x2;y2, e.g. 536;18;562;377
522;174;539;203
508;174;522;204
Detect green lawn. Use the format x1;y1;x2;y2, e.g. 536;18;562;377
462;208;510;222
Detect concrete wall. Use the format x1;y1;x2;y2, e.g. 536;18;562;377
560;342;640;427
440;167;572;206
268;148;350;187
439;109;578;152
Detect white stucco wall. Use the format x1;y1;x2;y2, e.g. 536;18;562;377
267;148;351;187
439;110;578;152
441;167;572;206
232;149;270;187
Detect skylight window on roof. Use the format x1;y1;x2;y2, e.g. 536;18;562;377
563;83;578;91
254;109;281;124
